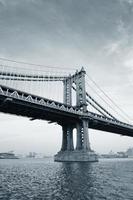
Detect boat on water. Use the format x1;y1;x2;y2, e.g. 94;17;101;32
0;152;19;159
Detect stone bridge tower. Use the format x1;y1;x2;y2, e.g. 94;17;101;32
54;67;98;162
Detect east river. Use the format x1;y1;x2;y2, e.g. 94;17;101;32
0;158;133;200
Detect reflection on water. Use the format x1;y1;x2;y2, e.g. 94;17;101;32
0;158;133;200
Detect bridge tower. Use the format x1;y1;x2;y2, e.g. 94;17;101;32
54;67;98;162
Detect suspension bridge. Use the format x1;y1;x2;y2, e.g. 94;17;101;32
0;58;133;162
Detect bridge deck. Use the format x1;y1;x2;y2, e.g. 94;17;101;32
0;85;133;137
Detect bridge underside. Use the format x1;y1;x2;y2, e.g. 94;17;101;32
0;94;133;137
0;94;78;125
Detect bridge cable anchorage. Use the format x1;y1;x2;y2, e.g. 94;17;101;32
86;73;132;123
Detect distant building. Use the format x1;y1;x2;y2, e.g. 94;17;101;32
117;152;128;158
26;152;37;158
126;148;133;157
99;150;128;158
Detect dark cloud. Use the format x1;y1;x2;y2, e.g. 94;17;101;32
0;0;127;57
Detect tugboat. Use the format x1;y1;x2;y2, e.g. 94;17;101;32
0;151;19;159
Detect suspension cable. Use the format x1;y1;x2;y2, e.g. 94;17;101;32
86;99;109;117
86;78;130;123
86;92;117;120
0;57;76;71
72;85;115;119
86;74;132;121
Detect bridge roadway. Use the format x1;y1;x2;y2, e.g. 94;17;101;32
0;85;133;137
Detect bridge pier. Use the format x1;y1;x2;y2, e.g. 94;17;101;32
76;120;90;151
54;68;98;162
54;120;98;162
61;126;67;151
61;125;74;151
67;126;74;151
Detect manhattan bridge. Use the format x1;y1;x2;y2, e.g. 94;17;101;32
0;58;133;162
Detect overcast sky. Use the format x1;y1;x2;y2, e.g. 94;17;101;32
0;0;133;155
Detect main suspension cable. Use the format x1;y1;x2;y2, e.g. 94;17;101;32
86;74;132;122
86;80;130;123
0;57;76;71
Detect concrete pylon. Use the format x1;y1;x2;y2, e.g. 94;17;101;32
54;68;98;162
67;126;74;151
61;125;74;151
76;119;91;151
61;126;67;151
76;122;82;150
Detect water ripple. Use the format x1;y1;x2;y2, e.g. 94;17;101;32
0;158;133;200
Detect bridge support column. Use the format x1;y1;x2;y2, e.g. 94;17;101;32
82;119;90;151
76;123;82;150
54;68;98;162
67;126;74;151
61;126;67;151
54;120;98;162
76;120;91;151
61;125;74;151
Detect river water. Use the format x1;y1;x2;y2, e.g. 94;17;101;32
0;158;133;200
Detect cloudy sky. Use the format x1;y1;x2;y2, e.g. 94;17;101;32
0;0;133;155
